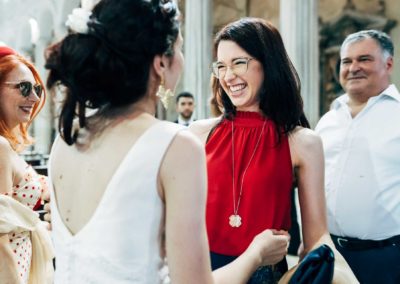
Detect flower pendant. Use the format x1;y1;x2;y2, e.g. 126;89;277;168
229;214;242;227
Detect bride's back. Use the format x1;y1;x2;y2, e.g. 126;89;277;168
50;112;157;234
50;115;185;283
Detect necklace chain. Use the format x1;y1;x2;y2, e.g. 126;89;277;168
230;119;266;227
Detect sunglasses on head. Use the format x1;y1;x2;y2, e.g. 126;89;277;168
5;81;43;98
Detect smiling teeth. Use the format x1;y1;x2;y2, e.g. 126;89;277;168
230;84;246;92
20;107;32;112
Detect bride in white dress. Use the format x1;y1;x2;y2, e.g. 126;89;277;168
45;0;289;283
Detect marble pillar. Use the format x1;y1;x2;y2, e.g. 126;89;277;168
32;37;53;154
183;0;212;119
280;0;320;127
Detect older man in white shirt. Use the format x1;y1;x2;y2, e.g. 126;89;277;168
316;30;400;284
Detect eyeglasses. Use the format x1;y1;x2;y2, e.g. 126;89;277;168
5;81;43;98
212;57;254;79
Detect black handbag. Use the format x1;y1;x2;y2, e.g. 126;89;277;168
288;244;335;284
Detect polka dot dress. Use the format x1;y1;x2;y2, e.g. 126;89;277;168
3;166;48;284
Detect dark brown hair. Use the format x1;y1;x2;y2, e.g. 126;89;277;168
212;17;310;134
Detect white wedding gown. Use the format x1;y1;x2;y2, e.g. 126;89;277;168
50;121;183;283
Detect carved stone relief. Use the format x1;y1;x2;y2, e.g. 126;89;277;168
213;0;246;32
319;0;347;22
212;0;281;42
249;0;279;28
353;0;385;14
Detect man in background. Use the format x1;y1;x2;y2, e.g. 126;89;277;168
315;29;400;284
175;92;195;126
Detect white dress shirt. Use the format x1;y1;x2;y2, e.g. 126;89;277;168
315;84;400;240
177;115;194;126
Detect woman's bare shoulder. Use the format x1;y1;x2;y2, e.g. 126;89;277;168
189;117;221;133
289;126;322;148
169;129;204;155
0;136;13;156
289;127;323;166
188;117;221;145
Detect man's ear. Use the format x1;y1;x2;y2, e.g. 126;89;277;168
386;56;394;74
152;54;167;78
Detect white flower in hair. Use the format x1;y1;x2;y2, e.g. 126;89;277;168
162;2;174;13
66;8;92;34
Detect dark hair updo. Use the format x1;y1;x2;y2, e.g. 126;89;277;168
45;0;180;145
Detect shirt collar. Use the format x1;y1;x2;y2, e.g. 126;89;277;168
381;84;400;102
178;115;193;126
332;84;400;110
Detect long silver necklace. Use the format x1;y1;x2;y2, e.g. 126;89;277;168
229;119;266;228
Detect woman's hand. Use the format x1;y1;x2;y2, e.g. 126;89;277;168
212;229;290;283
246;229;290;267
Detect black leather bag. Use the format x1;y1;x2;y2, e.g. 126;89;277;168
288;244;335;284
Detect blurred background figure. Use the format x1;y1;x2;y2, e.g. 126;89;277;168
174;91;195;126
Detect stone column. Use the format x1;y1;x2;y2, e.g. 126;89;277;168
279;0;319;127
183;0;212;119
32;36;53;154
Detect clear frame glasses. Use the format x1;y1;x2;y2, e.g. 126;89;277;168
5;81;43;98
212;57;254;79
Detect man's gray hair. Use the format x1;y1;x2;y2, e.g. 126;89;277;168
341;30;394;60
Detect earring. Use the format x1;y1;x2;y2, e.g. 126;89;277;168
156;76;174;109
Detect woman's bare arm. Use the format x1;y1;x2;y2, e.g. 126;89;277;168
160;130;213;284
162;124;290;283
289;127;330;255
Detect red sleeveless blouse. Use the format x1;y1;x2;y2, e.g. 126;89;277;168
206;111;293;256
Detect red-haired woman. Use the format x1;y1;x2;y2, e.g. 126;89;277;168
0;46;53;284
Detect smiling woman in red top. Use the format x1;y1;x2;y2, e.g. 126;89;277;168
190;18;330;283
